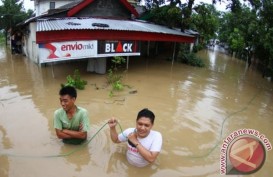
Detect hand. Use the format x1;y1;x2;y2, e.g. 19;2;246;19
108;117;117;128
128;132;138;145
79;122;83;131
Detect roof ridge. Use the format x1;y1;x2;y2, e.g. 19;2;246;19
67;0;139;18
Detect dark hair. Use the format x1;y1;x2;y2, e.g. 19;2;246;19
59;86;77;98
136;108;155;124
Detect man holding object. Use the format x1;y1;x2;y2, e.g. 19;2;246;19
108;108;162;167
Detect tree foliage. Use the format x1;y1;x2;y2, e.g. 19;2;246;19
0;0;33;43
228;28;244;52
191;3;220;43
107;56;127;97
136;0;182;9
257;0;273;75
149;5;182;28
61;69;87;90
137;0;273;76
218;1;273;76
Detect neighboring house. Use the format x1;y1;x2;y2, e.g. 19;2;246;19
20;0;195;74
184;29;200;52
34;0;76;16
184;29;199;45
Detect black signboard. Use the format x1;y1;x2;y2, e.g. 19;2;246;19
98;40;140;55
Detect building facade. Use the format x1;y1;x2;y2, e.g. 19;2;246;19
22;0;195;73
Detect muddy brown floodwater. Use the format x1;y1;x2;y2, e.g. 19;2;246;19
0;45;272;177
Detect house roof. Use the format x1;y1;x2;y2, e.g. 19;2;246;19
67;0;139;17
37;17;191;36
22;0;139;25
57;0;83;10
184;29;199;36
36;17;195;43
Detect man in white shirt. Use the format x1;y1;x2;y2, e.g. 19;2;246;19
108;108;162;167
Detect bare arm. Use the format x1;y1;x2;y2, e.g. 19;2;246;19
136;144;160;163
128;133;160;163
108;118;121;143
55;129;73;139
55;123;87;139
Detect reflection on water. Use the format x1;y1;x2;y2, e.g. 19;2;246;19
0;45;272;177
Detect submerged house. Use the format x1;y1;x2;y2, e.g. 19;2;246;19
21;0;195;74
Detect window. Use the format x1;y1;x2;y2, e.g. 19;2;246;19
49;2;55;9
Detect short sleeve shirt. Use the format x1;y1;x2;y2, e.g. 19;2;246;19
118;128;162;167
54;106;90;132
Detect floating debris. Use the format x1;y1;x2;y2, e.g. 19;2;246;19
129;90;137;94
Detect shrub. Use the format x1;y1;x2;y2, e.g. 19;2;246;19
179;53;205;67
177;43;205;67
107;56;126;97
192;44;204;53
61;69;87;90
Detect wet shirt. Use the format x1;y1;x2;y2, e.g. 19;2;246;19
118;128;162;167
54;106;90;132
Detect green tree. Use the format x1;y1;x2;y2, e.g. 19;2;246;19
218;1;273;77
0;0;33;44
228;28;244;54
149;5;182;28
138;0;273;77
218;5;257;58
255;0;273;76
181;0;195;31
191;3;220;45
136;0;182;9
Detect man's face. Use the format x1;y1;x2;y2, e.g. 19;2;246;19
59;94;75;112
136;117;153;138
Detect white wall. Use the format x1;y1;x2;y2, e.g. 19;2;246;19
35;0;72;16
23;22;39;63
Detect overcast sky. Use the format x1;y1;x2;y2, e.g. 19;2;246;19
196;0;228;11
23;0;34;11
22;0;227;12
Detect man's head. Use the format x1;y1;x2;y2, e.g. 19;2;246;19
59;86;77;98
59;86;77;112
135;108;155;138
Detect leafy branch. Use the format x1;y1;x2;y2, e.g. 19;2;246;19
107;56;126;97
61;69;87;90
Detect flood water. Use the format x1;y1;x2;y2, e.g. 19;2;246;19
0;45;272;177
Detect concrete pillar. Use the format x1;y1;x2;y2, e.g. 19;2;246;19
87;58;107;74
190;43;194;53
